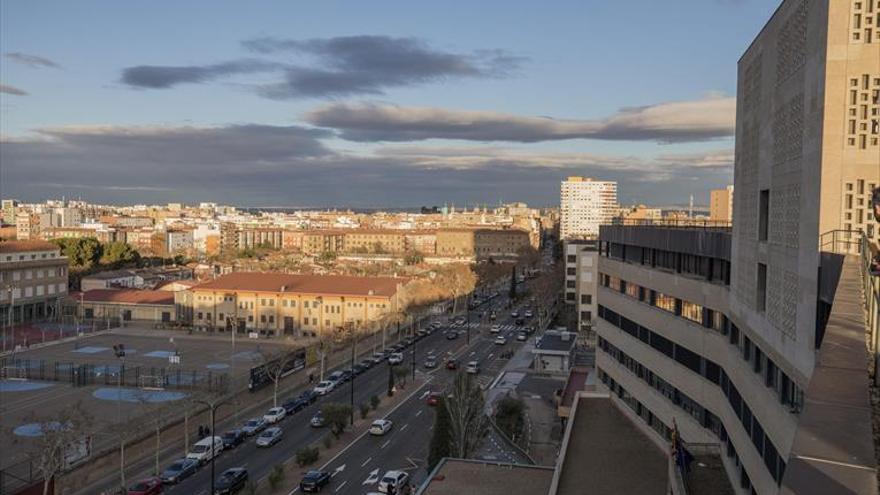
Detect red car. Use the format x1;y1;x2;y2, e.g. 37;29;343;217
127;477;163;495
446;358;458;370
426;392;443;406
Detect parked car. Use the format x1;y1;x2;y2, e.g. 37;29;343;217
423;356;438;369
327;371;345;383
352;363;368;375
299;390;318;404
313;380;336;396
371;352;385;364
241;418;266;436
127;477;163;495
515;318;524;326
310;411;326;427
490;311;497;320
299;470;331;492
445;331;458;340
214;467;248;495
186;436;223;465
263;407;286;424
524;310;534;318
426;392;443;406
517;332;528;342
369;419;394;436
466;361;479;374
359;359;374;370
160;458;198;484
255;427;283;447
378;470;410;494
388;352;404;365
282;397;308;415
494;336;507;345
490;324;501;333
221;429;245;449
431;321;442;329
446;358;458;370
510;311;519;318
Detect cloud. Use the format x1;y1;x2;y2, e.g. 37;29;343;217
5;52;61;69
121;35;522;98
121;59;282;89
1;123;732;207
0;83;28;96
305;96;735;143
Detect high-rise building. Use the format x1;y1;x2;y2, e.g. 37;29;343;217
710;186;734;223
560;177;617;239
588;2;879;495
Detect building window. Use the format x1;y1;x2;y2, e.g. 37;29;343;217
580;294;592;305
654;291;677;313
567;255;576;263
566;280;576;289
758;189;770;241
681;301;703;324
757;263;768;312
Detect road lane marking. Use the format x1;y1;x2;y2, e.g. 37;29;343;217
415;410;422;417
400;423;409;432
335;480;348;492
361;457;372;467
381;439;391;449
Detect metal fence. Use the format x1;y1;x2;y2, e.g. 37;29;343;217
0;457;38;495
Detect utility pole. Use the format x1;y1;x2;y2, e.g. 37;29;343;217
194;397;228;495
349;324;355;426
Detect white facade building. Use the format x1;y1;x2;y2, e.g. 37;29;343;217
560;177;617;239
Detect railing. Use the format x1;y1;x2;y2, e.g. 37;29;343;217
610;218;732;229
819;229;865;255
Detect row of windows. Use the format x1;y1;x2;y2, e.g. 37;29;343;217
2;252;58;262
598;335;787;487
195;295;387;310
0;267;66;282
601;242;730;285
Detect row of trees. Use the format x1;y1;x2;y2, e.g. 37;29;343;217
50;237;141;270
428;373;488;471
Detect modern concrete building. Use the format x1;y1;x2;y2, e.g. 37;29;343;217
0;240;68;324
563;239;599;335
591;2;880;494
559;177;617;240
710;186;735;223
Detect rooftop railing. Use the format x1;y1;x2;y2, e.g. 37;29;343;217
610;218;732;230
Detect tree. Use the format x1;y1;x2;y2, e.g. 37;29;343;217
52;237;103;269
258;344;300;407
318;251;337;263
494;397;526;443
445;373;488;458
28;401;93;495
322;403;353;438
101;241;141;267
427;400;452;471
393;366;409;388
509;265;517;300
387;363;395;397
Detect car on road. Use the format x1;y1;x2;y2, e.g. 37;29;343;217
445;331;458;340
494;336;508;345
416;328;428;336
371;352;386;364
423;356;438;368
220;429;246;449
490;311;497;320
466;361;479;374
511;311;519;318
515;318;524;326
127;477;163;495
490;324;501;333
310;411;326;427
327;371;345;383
352;363;368;375
359;359;374;370
426;391;444;406
263;406;286;424
299;470;331;492
255;427;283;447
313;380;336;396
214;467;248;495
369;418;394;436
299;389;319;404
159;458;198;484
524;310;534;318
431;321;442;329
282;397;308;415
186;436;223;465
388;352;404;365
446;358;458;370
241;418;267;436
517;332;528;342
378;470;411;494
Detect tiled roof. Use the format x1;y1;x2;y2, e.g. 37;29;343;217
81;289;175;305
191;272;404;297
0;240;60;253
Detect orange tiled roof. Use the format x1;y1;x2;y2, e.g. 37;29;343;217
192;272;403;297
81;289;175;305
0;240;60;253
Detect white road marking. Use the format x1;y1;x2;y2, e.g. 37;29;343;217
381;439;391;449
400;423;409;432
361;456;372;467
419;390;431;400
334;480;348;492
415;409;423;417
363;468;381;485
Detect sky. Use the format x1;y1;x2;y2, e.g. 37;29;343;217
0;0;780;208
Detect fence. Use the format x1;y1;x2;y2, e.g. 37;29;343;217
0;457;38;495
0;357;228;393
0;317;121;353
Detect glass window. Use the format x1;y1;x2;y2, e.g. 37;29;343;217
654;291;676;313
625;281;639;299
681;301;703;324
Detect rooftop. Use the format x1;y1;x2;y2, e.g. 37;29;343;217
534;332;577;353
0;240;60;254
79;289;175;305
418;458;554;495
191;272;404;298
550;393;667;495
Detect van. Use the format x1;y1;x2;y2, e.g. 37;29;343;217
187;436;223;464
466;361;479;374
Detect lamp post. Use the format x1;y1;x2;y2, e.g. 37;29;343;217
112;344;126;492
194;397;229;495
348;323;355;426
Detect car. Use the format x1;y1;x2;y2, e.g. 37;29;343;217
127;477;163;495
255;427;283;447
221;429;245;449
517;332;528;342
241;418;266;436
282;397;307;415
339;369;353;382
511;311;519;318
313;380;336;396
299;470;331;492
515;318;524;326
446;358;458;370
431;321;442;329
214;467;248;495
426;392;443;406
359;359;374;370
186;436;223;465
369;419;394;436
524;310;534;318
352;363;367;375
299;389;319;404
263;406;286;424
371;352;386;364
526;326;537;334
416;328;428;337
388;352;404;365
378;470;410;494
310;411;326;427
490;324;501;333
445;331;458;340
489;311;497;321
160;458;198;484
466;361;479;374
423;356;438;368
327;371;345;383
494;336;507;345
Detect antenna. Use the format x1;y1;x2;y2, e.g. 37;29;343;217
689;195;694;218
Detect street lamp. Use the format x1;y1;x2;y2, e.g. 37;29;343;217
112;343;126;492
194;397;229;495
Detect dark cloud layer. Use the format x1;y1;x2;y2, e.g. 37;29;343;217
120;35;522;98
2;123;732;207
5;52;61;69
0;83;28;96
305;98;735;143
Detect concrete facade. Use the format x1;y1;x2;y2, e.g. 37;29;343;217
0;240;68;324
560;177;617;240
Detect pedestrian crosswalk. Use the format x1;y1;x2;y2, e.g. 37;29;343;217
484;324;525;333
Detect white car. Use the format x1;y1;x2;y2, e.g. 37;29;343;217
524;310;534;318
263;407;286;424
466;361;479;374
494;336;507;345
186;436;223;465
255;427;282;447
369;419;393;436
511;311;519;318
313;380;336;396
516;332;528;342
378;470;410;494
490;324;501;334
388;352;404;365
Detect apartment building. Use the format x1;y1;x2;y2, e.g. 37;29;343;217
560;177;617;239
188;272;405;337
710;186;735;223
0;240;69;324
15;212;41;240
592;2;879;494
563;239;599;334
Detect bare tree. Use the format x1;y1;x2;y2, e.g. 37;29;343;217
445;373;488;459
28;401;93;495
258;341;300;407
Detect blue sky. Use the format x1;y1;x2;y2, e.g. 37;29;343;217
1;0;779;208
